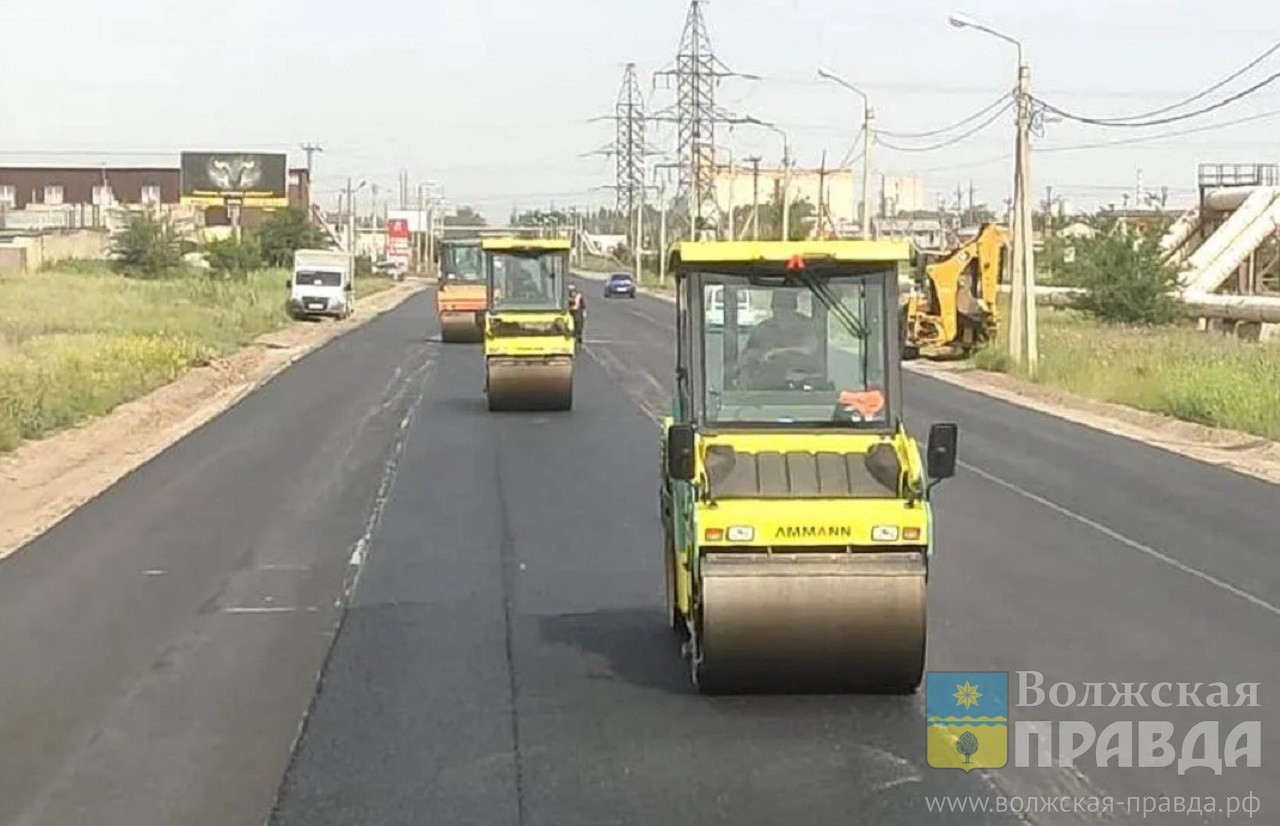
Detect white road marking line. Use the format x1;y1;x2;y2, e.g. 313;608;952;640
143;569;166;576
222;606;296;614
961;460;1280;618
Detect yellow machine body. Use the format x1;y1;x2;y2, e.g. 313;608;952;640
903;223;1007;359
481;237;575;411
436;239;487;342
659;239;959;694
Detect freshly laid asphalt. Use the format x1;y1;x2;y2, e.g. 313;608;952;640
2;280;1275;825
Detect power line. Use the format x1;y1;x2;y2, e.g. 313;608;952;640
905;106;1280;174
1036;68;1280;127
877;101;1014;153
878;92;1013;138
1096;40;1280;122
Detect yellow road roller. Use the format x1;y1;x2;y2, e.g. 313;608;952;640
659;239;960;694
436;239;487;342
481;237;575;411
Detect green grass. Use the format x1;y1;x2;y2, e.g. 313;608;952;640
0;266;394;454
971;301;1280;440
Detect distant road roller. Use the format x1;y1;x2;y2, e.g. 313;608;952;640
481;237;575;411
658;240;960;694
436;239;487;342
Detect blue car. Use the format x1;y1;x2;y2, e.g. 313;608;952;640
604;272;637;298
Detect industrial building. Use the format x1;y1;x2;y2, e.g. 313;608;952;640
0;165;311;229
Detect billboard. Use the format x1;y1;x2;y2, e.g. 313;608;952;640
386;218;411;265
180;152;288;207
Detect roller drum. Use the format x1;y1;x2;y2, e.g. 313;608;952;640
486;356;573;411
693;551;926;694
439;312;484;343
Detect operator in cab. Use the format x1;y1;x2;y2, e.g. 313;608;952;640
569;284;586;342
734;289;822;388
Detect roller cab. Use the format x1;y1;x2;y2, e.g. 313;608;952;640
659;240;960;694
437;239;487;342
481;237;575;411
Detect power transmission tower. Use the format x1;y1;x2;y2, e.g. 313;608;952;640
652;0;758;239
614;63;647;218
585;63;663;264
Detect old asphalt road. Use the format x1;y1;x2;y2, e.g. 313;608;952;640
3;282;1275;825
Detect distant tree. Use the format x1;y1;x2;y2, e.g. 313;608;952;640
1066;217;1180;325
255;207;329;267
203;234;263;279
109;212;185;277
956;731;980;764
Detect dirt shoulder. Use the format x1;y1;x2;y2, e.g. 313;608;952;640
906;361;1280;486
0;278;428;561
577;270;1280;487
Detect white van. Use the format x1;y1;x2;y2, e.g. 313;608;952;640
705;285;769;328
288;249;354;319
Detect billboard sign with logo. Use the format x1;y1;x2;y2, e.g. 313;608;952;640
180;152;288;207
386;218;411;267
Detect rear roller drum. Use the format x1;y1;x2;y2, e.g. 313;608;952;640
440;315;483;343
690;552;927;695
486;359;573;412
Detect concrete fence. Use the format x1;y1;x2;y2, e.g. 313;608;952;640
0;229;110;275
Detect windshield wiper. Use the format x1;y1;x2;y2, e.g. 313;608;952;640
797;273;868;340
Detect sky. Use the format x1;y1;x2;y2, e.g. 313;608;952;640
2;0;1280;220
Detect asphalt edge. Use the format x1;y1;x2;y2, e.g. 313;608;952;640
0;278;430;562
574;269;1280;487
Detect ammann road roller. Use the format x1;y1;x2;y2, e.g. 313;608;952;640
481;237;575;411
658;239;960;694
436;239;487;342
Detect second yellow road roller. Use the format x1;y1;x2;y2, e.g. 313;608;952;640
481;237;575;411
436;238;487;342
659;239;960;694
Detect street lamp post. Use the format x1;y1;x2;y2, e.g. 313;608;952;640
817;68;875;240
949;12;1038;372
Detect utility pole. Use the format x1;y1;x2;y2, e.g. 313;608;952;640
301;143;322;219
345;177;355;256
862;104;875;239
817;152;827;239
816;68;874;239
781;143;792;241
948;12;1037;372
634;182;644;286
1010;60;1039;371
745;155;761;240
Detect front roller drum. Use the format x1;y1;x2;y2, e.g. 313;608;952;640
439;311;484;343
692;551;927;694
486;356;573;411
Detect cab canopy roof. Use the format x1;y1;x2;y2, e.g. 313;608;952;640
670;239;911;269
481;237;572;251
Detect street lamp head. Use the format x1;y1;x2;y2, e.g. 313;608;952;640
948;12;976;28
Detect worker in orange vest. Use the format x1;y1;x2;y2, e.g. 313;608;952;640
569;284;586;342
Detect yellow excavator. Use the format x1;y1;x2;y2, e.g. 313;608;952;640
481;237;575;411
901;223;1007;360
659;239;960;694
